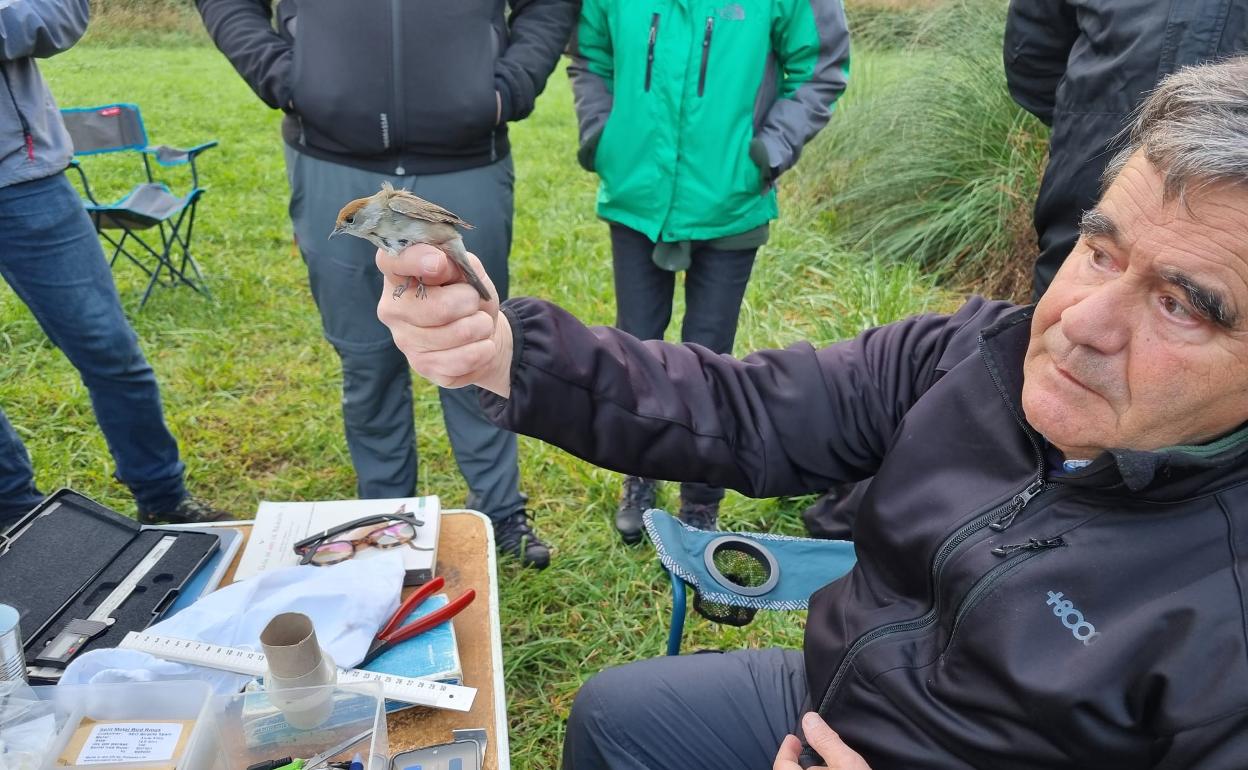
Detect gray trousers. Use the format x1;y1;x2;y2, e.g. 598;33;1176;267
285;146;524;521
562;648;808;769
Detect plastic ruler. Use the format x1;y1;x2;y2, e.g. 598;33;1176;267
97;535;178;619
118;630;476;711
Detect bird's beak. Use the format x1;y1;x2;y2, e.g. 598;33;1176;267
329;225;345;239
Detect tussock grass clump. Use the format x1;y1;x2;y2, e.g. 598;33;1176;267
86;0;208;46
817;0;1049;301
845;0;943;49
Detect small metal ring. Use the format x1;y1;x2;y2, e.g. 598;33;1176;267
702;535;780;597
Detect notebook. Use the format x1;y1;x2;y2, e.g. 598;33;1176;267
157;525;245;616
234;496;441;586
364;593;464;714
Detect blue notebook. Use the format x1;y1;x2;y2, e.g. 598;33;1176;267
158;525;244;617
362;593;464;714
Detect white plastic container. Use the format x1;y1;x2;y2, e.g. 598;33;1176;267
28;680;215;770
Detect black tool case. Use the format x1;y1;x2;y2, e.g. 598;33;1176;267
0;488;219;680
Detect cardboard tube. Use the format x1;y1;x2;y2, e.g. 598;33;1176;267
260;612;323;678
260;613;336;729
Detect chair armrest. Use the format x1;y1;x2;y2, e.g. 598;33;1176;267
65;157;101;205
142;140;219;166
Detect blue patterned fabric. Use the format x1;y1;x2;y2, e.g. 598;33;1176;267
643;509;857;611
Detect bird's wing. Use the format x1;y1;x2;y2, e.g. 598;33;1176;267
386;191;475;230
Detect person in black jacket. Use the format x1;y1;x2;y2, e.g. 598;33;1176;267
1005;0;1248;299
802;0;1248;560
376;58;1248;769
194;0;577;568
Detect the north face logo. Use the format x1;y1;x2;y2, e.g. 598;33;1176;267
1046;591;1101;646
717;3;745;20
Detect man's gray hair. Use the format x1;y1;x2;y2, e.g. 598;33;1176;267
1102;56;1248;200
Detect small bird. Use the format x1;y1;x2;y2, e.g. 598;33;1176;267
331;183;490;302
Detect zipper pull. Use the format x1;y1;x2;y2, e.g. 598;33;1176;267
989;478;1046;532
991;536;1064;558
24;131;34;161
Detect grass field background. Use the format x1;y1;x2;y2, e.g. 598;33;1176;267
0;2;1042;763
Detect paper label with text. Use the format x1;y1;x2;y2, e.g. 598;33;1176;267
77;722;183;764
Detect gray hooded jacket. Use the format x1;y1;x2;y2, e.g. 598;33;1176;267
0;0;87;190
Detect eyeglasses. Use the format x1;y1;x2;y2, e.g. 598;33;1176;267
292;508;428;567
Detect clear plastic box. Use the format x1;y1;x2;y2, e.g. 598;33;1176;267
206;682;388;770
16;679;215;770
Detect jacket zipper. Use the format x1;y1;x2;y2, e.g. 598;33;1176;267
944;536;1066;649
979;333;1052;531
814;481;1049;715
490;24;500;161
390;0;406;173
697;17;714;97
989;478;1049;531
0;64;35;161
814;336;1052;716
645;13;659;92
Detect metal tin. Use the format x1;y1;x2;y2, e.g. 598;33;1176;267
0;603;26;682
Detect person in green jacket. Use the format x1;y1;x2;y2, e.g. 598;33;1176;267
568;0;850;542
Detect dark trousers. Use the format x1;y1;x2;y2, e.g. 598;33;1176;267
0;173;186;524
562;648;807;769
609;224;757;504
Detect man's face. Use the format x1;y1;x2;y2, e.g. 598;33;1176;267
1022;152;1248;459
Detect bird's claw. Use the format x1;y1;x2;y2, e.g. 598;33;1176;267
390;277;429;301
392;277;411;300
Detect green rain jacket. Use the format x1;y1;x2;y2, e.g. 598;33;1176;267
568;0;849;245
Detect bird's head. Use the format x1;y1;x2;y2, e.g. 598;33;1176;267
331;193;385;239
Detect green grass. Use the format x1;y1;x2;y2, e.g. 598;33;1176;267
818;0;1049;300
11;41;949;767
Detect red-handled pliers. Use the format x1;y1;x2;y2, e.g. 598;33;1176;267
360;576;475;667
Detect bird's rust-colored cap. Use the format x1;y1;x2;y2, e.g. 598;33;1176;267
334;197;371;230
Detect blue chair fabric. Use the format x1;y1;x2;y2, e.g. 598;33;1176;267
644;509;857;655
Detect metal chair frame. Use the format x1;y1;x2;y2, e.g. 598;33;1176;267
62;104;218;309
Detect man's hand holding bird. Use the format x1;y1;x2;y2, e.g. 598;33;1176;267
374;242;513;396
333;183;510;393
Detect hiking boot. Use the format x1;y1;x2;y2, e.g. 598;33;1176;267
678;499;720;531
138;496;234;525
615;476;657;545
494;510;551;569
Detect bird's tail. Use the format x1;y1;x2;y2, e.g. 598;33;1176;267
443;238;492;302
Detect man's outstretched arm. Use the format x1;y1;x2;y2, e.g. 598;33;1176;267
376;244;1003;498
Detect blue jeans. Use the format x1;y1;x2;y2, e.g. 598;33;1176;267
0;172;186;524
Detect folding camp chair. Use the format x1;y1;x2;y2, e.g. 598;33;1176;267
61;103;218;309
643;509;857;655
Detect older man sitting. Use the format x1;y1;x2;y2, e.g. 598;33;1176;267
375;57;1248;770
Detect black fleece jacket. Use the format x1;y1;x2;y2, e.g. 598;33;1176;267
485;295;1248;769
196;0;577;175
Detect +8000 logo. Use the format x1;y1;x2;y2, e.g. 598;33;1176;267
1045;591;1100;646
